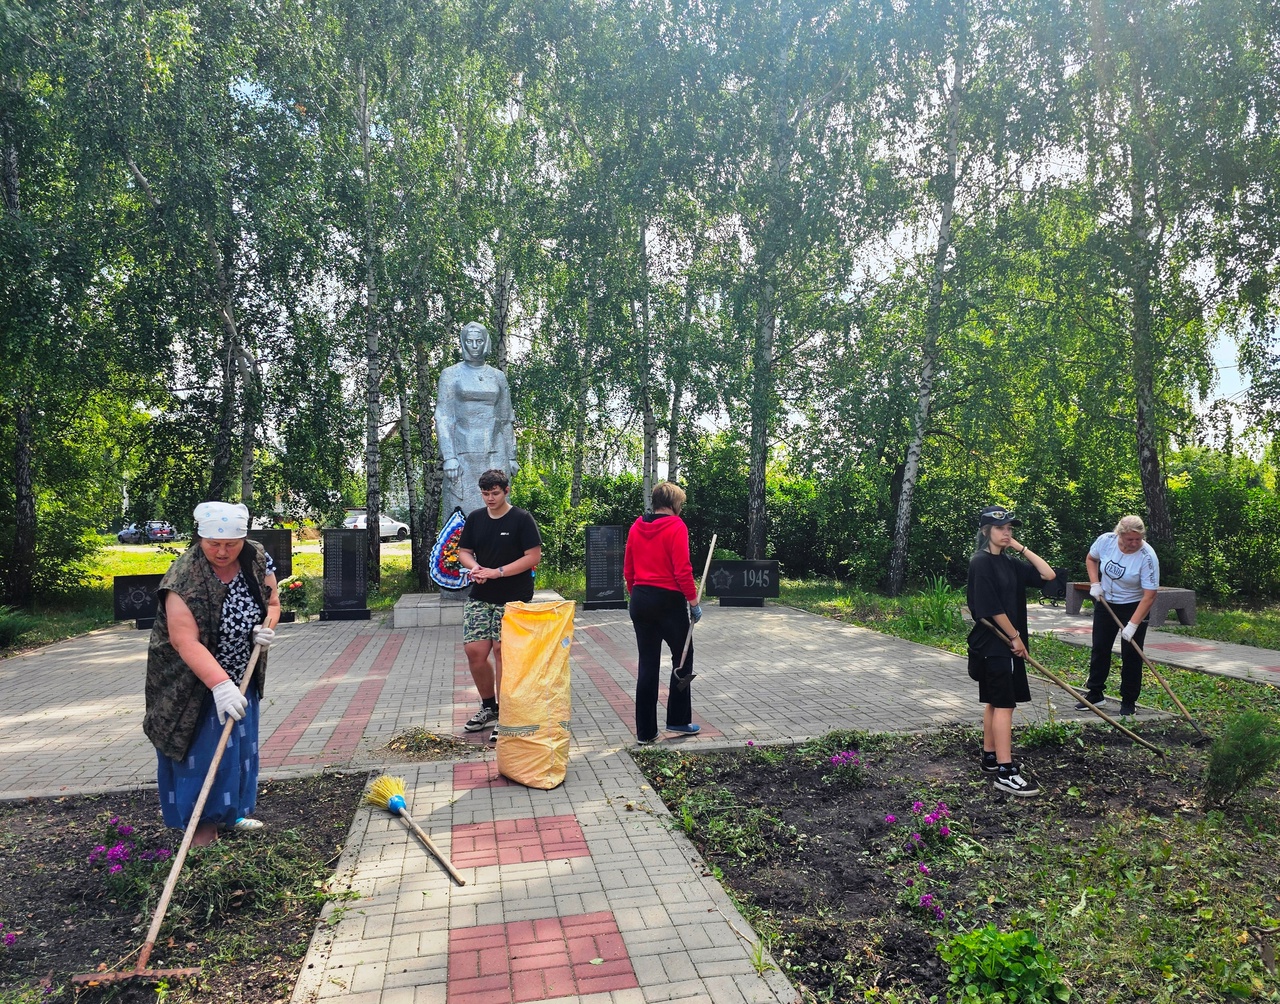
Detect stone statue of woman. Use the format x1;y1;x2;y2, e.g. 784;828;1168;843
434;322;519;519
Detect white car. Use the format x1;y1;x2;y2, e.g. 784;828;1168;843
343;513;410;541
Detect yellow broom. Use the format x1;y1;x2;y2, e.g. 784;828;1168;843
364;775;466;885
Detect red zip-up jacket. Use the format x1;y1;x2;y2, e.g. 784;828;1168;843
623;513;697;602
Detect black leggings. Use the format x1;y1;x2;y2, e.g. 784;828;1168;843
1086;599;1148;704
628;585;694;741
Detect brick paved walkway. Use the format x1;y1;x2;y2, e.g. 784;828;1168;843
3;600;1271;1002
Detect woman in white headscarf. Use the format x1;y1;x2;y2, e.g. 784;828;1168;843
143;502;280;845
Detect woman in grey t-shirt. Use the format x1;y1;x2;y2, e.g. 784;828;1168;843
1077;515;1160;716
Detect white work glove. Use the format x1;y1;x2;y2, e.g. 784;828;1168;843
252;625;277;649
211;680;248;724
1121;622;1138;642
690;603;703;624
1089;582;1104;600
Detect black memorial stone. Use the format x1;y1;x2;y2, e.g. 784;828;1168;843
705;559;780;608
113;573;164;629
584;525;628;610
248;528;292;579
249;528;296;622
320;528;371;621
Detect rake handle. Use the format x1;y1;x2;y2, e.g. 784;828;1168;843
137;628;269;971
979;619;1164;756
677;533;717;674
1096;596;1208;739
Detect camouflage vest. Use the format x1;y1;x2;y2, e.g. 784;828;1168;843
143;539;271;761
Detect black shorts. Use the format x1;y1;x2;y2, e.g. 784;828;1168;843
977;655;1031;709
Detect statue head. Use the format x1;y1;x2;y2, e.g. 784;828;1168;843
459;322;491;364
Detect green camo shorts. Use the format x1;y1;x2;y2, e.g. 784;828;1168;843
462;599;505;644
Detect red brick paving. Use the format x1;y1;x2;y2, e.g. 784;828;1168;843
450;814;590;868
259;634;372;768
447;911;638;1004
453;761;514;790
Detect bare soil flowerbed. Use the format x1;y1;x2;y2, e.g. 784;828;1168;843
635;721;1280;1003
0;772;368;1003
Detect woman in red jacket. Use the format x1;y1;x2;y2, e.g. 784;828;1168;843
623;481;702;743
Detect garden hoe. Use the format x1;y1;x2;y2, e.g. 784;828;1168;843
1096;595;1210;741
673;533;717;691
72;624;269;988
979;618;1164;756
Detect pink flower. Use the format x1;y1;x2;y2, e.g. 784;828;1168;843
939;825;952;837
918;863;930;875
747;741;755;747
912;800;924;814
4;932;16;946
109;864;122;874
884;814;896;824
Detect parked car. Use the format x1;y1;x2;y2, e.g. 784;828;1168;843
145;520;178;543
342;512;410;541
116;520;178;544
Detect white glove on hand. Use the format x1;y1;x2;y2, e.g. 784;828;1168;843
690;603;703;624
252;625;277;649
1089;582;1104;600
211;680;248;724
1121;622;1138;642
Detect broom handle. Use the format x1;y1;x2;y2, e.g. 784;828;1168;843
400;809;467;885
137;627;268;971
1097;596;1207;738
677;533;717;673
979;619;1164;756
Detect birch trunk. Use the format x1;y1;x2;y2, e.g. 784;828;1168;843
887;17;965;595
358;62;381;585
746;277;776;559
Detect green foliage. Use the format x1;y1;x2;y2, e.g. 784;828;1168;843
675;788;792;862
0;606;38;648
901;576;964;636
938;925;1071;1004
1202;710;1280;810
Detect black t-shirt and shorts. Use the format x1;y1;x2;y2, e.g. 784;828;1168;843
966;550;1044;709
458;506;542;644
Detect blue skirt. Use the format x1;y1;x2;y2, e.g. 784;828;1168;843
156;689;260;829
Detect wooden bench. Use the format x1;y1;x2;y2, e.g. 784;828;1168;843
1066;583;1196;625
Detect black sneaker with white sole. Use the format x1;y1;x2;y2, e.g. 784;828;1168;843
1074;693;1106;712
994;765;1040;797
464;705;499;732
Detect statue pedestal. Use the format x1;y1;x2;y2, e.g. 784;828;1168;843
392;590;566;628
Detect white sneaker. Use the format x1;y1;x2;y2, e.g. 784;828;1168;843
993;766;1040;797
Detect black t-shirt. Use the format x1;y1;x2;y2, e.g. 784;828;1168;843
966;549;1045;657
458;505;542;604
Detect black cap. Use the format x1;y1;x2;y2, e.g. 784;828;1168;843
979;505;1021;527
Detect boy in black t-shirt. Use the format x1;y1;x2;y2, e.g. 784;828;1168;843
456;469;543;737
965;505;1056;797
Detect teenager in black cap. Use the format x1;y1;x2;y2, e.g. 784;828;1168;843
966;505;1056;797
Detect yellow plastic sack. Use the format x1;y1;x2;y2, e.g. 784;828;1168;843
496;599;575;789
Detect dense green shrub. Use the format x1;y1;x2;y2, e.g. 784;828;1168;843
1202;710;1280;810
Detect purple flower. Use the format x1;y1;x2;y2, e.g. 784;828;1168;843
108;864;122;874
108;816;118;825
912;800;924;814
935;801;951;817
939;825;952;837
923;813;938;825
919;893;934;907
905;878;915;887
3;932;15;946
117;825;134;836
884;814;896;824
910;832;922;843
156;848;172;859
918;863;930;875
934;905;946;920
747;741;755;747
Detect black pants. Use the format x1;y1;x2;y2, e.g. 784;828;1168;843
629;585;694;741
1086;599;1148;704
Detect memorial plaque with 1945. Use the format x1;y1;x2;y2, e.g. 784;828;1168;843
705;559;780;606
